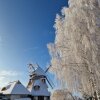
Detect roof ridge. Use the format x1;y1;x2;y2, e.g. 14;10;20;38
10;81;18;94
8;80;20;84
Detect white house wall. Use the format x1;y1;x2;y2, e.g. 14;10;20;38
15;98;31;100
10;95;21;100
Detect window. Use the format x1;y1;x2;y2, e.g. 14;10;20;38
34;96;38;100
1;84;11;91
41;78;46;83
34;85;40;91
1;87;6;91
44;97;50;100
38;96;44;100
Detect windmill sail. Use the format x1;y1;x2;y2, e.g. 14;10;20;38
46;75;54;89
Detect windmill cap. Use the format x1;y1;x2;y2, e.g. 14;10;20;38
34;67;46;76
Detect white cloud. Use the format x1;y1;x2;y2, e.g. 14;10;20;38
0;70;21;76
0;70;22;87
0;76;5;81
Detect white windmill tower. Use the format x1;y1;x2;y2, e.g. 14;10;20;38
27;63;54;100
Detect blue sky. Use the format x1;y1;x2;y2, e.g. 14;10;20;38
0;0;67;87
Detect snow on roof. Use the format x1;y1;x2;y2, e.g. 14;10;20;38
0;80;30;95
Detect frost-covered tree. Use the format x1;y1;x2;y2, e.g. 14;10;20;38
48;0;100;98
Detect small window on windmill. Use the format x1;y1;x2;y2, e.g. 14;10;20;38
34;85;40;91
41;78;46;83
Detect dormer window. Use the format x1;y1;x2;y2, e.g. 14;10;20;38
41;78;46;83
1;87;6;91
34;85;40;91
1;84;11;91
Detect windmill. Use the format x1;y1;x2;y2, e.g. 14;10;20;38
27;63;54;100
